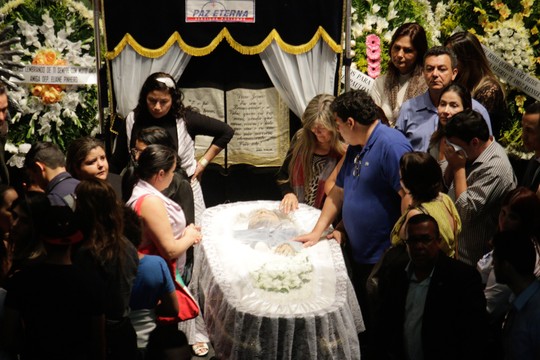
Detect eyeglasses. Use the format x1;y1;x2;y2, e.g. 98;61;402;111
404;236;436;246
353;154;362;177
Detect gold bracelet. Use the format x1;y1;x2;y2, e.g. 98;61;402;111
199;158;209;167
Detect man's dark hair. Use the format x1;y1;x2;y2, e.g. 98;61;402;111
330;89;379;126
444;109;490;143
423;46;458;70
406;213;440;240
24;142;66;170
493;230;536;277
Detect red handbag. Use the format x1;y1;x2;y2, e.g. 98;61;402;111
133;195;201;323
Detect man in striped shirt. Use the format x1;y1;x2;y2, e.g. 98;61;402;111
443;109;516;266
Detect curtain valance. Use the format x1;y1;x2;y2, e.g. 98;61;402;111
103;0;343;59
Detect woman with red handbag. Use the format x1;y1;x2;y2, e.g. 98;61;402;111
125;144;209;356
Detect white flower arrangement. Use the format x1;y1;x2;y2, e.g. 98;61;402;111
250;255;313;293
482;16;536;72
0;0;99;162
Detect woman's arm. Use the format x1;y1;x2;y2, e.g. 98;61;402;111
139;196;201;260
186;110;235;179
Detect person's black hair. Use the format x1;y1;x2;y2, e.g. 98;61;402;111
123;144;176;200
134;72;188;119
122;205;143;249
492;230;536;277
444;109;490;143
406;213;440;240
24;141;66;170
424;46;458;70
400;152;442;203
136;126;178;152
330;89;379;125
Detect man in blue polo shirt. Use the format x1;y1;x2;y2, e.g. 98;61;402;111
395;46;492;152
296;89;412;357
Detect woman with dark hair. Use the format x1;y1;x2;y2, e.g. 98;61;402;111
370;23;428;126
73;179;139;359
110;72;234;225
66;136;123;199
125;144;200;271
444;31;507;139
428;83;473;173
125;144;207;356
391;151;461;257
123;126;195;224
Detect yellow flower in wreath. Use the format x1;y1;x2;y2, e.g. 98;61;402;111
30;49;67;104
32;49;66;66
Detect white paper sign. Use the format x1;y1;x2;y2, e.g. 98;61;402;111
482;45;540;101
341;67;375;93
12;65;97;85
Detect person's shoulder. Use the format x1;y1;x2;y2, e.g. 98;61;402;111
402;91;427;109
437;255;481;280
376;123;412;147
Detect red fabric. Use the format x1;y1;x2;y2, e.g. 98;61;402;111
133;195;200;323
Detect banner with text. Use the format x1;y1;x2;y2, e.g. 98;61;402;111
341;67;375;93
482;45;540;101
12;65;97;85
186;0;255;23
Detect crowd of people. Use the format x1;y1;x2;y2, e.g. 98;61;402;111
0;23;538;360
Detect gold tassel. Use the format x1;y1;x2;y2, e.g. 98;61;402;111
106;26;342;59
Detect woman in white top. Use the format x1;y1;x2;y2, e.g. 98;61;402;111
126;144;201;277
370;23;429;126
125;144;209;356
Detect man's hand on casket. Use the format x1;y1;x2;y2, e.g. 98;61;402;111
294;231;323;247
328;220;348;246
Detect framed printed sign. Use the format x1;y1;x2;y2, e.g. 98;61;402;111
186;0;255;23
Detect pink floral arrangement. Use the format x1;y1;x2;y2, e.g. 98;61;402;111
366;34;381;79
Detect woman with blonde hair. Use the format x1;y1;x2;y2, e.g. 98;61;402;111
277;94;346;214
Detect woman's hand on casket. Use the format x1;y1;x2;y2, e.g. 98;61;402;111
294;231;322;247
279;193;299;214
181;223;202;245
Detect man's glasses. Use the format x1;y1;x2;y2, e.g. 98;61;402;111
353;154;362;177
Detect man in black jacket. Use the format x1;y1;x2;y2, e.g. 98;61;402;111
373;213;488;360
